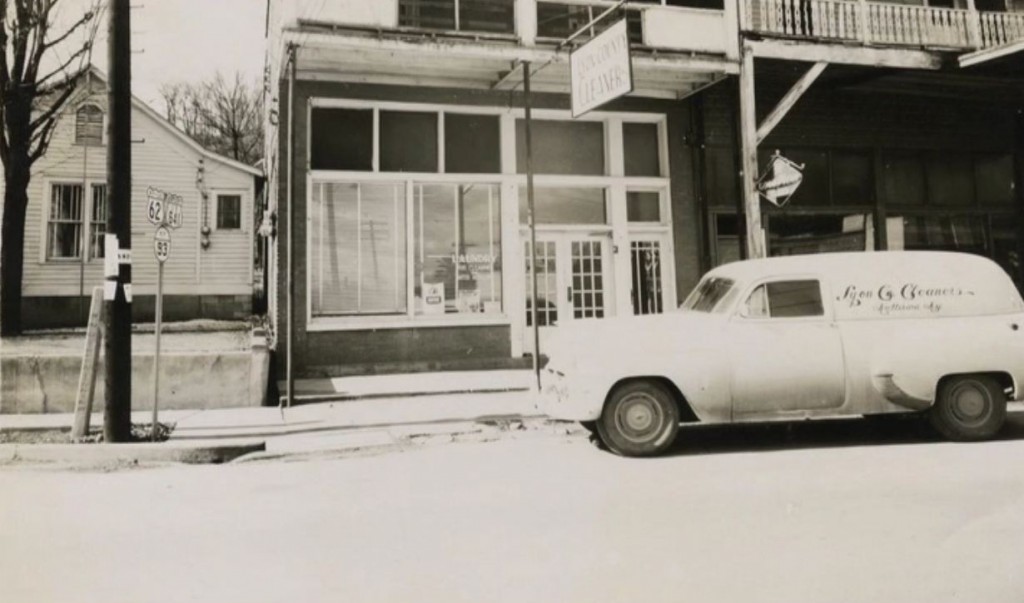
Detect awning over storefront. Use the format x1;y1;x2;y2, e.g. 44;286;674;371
284;24;737;101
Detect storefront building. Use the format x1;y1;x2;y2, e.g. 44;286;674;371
264;0;1024;381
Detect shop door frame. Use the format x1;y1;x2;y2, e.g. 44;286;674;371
523;229;615;355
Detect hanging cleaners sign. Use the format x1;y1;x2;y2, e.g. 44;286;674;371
758;151;805;207
570;18;633;117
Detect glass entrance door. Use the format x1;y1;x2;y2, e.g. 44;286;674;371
524;232;612;355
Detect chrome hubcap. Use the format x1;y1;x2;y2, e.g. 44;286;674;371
614;394;663;443
951;383;991;425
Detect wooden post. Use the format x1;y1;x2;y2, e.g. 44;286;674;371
859;0;870;44
151;261;163;441
72;287;104;440
965;0;983;48
104;0;133;442
738;44;766;259
523;60;541;391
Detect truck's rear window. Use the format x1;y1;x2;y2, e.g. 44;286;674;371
682;277;735;313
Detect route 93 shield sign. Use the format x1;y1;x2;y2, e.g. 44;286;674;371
153;226;171;263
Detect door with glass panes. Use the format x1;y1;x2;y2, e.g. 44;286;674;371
524;233;613;354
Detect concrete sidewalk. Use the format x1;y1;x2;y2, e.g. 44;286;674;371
1;370;544;464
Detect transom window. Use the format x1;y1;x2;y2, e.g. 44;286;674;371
310;108;501;174
743;280;824;318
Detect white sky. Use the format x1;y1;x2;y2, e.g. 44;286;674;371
52;0;267;110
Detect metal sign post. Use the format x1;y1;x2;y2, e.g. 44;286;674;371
147;187;182;440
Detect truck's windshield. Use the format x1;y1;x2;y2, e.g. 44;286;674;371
681;277;735;313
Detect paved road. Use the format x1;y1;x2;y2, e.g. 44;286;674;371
3;414;1024;603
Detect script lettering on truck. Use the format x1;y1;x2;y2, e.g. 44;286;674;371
837;282;977;316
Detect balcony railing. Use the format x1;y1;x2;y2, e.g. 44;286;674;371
980;10;1024;47
744;0;1024;49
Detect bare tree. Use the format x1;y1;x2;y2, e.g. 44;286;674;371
1;0;98;335
160;72;263;166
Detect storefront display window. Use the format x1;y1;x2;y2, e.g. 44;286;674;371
888;215;988;255
882;152;926;206
518;188;607;225
926;154;975;206
414;183;502;316
768;213;873;256
310;182;407;316
975;154;1014;206
832;152;873;205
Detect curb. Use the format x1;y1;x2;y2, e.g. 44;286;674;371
0;438;265;465
288;386;533;405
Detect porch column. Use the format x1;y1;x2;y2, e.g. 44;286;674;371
738;43;766;259
517;0;537;45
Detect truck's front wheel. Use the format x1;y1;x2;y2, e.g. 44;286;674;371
929;374;1006;441
597;381;679;457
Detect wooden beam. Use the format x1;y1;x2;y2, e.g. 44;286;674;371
748;39;943;70
739;44;765;259
959;38;1024;68
756;61;826;145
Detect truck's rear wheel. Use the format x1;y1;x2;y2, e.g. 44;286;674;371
929;375;1006;441
597;381;679;457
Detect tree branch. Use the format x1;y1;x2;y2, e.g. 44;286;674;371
28;66;80;132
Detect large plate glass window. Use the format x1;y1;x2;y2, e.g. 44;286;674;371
310;182;407;316
414;183;502;316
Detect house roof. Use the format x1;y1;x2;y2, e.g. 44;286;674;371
84;67;263;177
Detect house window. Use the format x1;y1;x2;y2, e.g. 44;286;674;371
47;184;84;259
46;183;107;260
216;195;242;230
75;104;103;145
89;185;108;258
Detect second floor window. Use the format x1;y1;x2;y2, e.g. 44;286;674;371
398;0;514;34
75;104;103;146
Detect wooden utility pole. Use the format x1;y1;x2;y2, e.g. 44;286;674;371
104;0;133;442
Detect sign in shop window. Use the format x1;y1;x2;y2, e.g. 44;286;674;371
414;183;502;316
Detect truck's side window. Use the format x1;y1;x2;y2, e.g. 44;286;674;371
743;280;824;318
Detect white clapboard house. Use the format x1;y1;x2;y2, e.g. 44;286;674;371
1;68;263;329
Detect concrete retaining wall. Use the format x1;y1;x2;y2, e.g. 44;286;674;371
1;332;270;414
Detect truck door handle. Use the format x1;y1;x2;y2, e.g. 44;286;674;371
567;286;572;303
